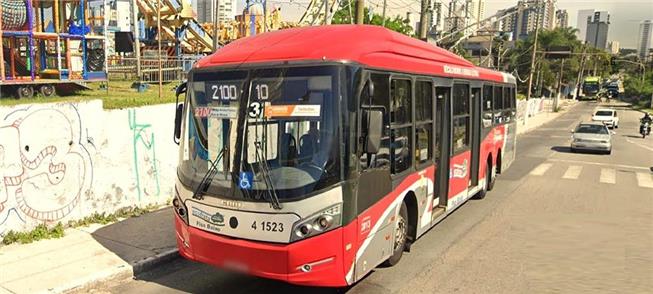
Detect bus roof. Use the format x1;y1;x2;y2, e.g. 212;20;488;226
195;25;516;84
584;76;601;82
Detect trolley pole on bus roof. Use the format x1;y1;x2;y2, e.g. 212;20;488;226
355;0;365;24
525;0;541;101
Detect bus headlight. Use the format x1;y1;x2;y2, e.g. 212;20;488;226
291;203;342;242
173;187;189;225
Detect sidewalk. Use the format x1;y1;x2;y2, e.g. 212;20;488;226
0;208;178;294
517;99;578;135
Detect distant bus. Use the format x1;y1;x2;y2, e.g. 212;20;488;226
581;76;602;100
171;25;517;287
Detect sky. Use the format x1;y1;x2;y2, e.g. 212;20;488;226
236;0;653;48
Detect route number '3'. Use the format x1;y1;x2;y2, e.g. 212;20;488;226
248;101;262;118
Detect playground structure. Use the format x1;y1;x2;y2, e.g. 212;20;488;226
1;0;108;98
134;0;215;55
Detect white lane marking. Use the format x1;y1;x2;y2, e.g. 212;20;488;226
548;158;650;171
562;165;583;179
626;138;653;152
636;173;653;189
599;168;616;184
530;163;553;176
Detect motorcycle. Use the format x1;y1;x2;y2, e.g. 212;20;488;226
641;120;651;138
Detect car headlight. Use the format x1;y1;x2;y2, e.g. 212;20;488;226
291;203;342;242
173;186;189;224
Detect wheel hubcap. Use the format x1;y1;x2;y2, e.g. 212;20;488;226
394;215;407;251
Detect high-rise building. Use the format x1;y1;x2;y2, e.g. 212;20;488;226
443;0;485;36
608;41;620;55
585;11;610;50
555;9;568;28
636;20;652;59
429;1;445;34
576;9;594;42
499;0;556;40
194;0;237;24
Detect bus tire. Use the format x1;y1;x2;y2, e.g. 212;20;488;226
17;85;34;99
383;202;408;267
474;163;491;199
39;84;56;97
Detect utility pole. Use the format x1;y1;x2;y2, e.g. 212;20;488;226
555;58;566;111
157;0;162;99
131;0;141;78
418;0;428;40
324;0;329;25
525;0;541;101
382;0;387;26
574;43;588;100
487;34;494;68
213;0;219;51
355;0;364;25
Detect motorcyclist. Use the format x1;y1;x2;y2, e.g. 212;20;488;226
641;113;652;135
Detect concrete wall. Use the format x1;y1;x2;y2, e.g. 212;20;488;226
0;100;178;234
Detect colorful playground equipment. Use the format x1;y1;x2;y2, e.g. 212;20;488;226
0;0;108;98
135;0;216;55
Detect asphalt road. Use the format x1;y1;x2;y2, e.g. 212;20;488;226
96;101;653;294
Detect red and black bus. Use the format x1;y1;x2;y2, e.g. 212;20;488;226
172;25;517;287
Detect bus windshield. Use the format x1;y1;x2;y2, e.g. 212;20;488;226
583;82;599;94
178;66;341;201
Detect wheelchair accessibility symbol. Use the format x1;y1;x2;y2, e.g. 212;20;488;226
239;172;253;190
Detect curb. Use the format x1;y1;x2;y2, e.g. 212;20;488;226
61;248;179;293
132;248;180;276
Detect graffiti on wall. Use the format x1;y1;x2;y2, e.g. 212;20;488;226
0;104;93;233
128;109;160;200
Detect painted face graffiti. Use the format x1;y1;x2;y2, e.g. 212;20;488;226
0;105;93;230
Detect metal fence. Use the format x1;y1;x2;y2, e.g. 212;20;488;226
107;56;202;83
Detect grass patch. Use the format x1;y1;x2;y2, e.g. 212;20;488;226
67;204;160;228
0;81;179;109
2;203;163;246
2;223;65;245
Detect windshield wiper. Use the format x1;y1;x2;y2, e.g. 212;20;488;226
254;141;282;210
192;147;226;200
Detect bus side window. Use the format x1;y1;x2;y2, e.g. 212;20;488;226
390;78;413;174
482;85;493;128
452;84;470;154
415;80;433;165
493;86;503;125
360;73;391;170
502;87;511;122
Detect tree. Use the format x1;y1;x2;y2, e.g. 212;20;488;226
503;27;611;97
331;1;413;36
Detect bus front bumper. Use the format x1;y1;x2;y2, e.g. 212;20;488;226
174;214;348;287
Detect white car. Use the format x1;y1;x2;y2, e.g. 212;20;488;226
591;108;619;128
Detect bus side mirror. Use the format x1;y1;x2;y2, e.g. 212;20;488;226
174;103;184;144
364;109;383;154
174;81;187;145
367;79;375;98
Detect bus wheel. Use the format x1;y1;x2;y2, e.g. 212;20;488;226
17;85;34;99
474;163;491;199
383;202;408;267
39;84;56;97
